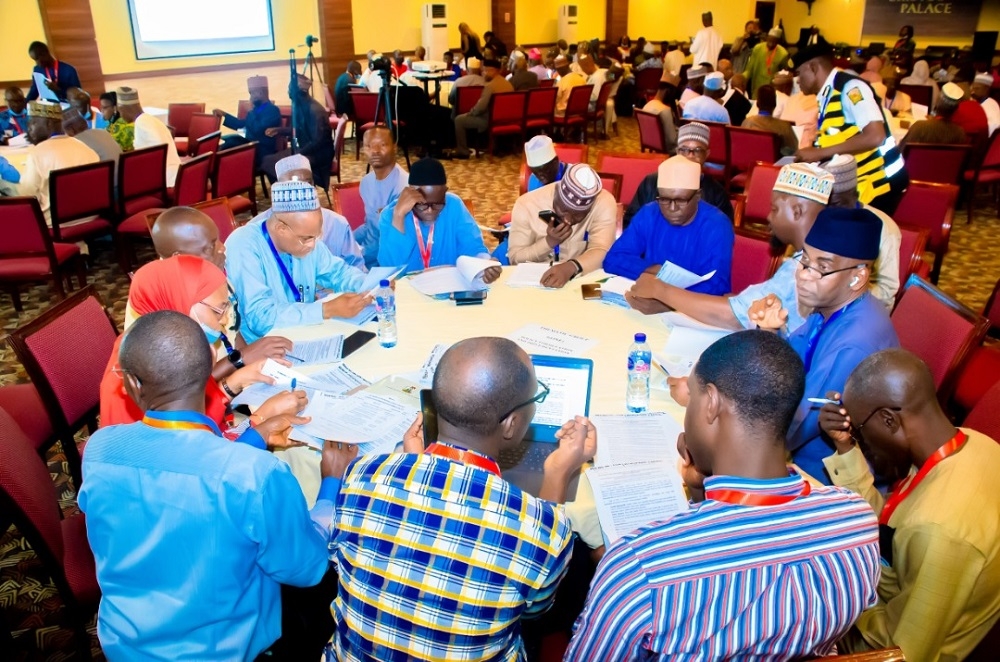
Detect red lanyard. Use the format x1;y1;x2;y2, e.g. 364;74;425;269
11;116;22;133
413;215;434;269
879;429;967;525
46;60;59;82
425;442;501;477
706;480;811;506
766;48;776;69
142;415;216;434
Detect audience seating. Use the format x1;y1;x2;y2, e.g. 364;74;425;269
178;113;221;156
0;407;99;660
328;116;349;192
963;376;1000;442
893;181;959;283
48;160;117;245
0;197;86;313
963;129;1000;223
488;91;528;156
588;83;614;139
193;197;240;242
236;99;253;120
634;67;664;103
456;85;484;117
701;120;730;183
731;225;782;294
635;109;669;153
553;85;594;144
596;172;623;201
730;193;746;227
331;182;365;231
596;152;664;206
117;144;169;218
5;286;118;488
0;383;58;477
950;276;1000;416
897;83;933;108
891;274;989;406
726;126;780;191
896;225;930;288
524;86;558;137
190;131;221;163
740;162;782;228
167;102;206;150
538;78;555;88
212;142;258;216
901;143;969;185
349;90;381;159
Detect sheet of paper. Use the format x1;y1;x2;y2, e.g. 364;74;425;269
365;375;423;409
587;461;690;543
301;363;370;393
6;133;30;148
456;255;501;283
655;261;716;290
418;344;448;386
408;266;477;296
911;102;929;120
658;311;731;333
591;413;683;468
32;73;60;102
260;358;311;387
597;276;635;308
231;383;311;409
505;263;552;288
287;335;345;364
653;353;697;378
509;323;598;357
296;391;418;446
661;326;731;360
361;266;405;293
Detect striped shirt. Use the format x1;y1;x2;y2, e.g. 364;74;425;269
329;449;574;662
565;472;881;660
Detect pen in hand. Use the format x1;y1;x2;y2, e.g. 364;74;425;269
807;397;841;405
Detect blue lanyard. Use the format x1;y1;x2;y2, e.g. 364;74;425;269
261;222;302;303
801;298;857;371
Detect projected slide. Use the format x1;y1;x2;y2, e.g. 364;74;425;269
128;0;274;60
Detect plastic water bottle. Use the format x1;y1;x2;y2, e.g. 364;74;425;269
626;333;651;413
375;280;397;348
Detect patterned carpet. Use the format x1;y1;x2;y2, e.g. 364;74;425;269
1;117;998;660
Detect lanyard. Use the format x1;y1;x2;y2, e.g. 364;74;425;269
142;411;221;436
261;222;302;303
706;480;811;506
45;60;59;82
801;298;857;371
425;442;502;477
413;215;434;270
11;115;22;133
879;429;967;525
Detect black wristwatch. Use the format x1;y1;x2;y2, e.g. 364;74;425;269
227;349;245;369
569;259;584;279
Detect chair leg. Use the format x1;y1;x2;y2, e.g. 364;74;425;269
259;173;270;199
75;256;87;289
52;273;67;300
931;253;944;284
5;287;23;313
62;433;84;490
249;188;258;216
967;185;974;224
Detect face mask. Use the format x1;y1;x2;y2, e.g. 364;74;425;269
200;322;222;345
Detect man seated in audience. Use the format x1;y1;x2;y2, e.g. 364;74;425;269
26;41;80;102
378;158;497;275
66;87;106;130
79;310;345;662
565;330;880;660
664;41;685;76
625;122;732;228
899;83;968;147
682;71;730;123
0;87;28;141
117;86;181;186
773;71;818;147
262;74;334;187
447;59;513;159
528;48;549;80
554;54;587;117
875;75;912;117
101;91;134;152
356;126;408;268
62;108;121;189
577;55;606;112
605;154;733;294
819;349;1000;660
722;73;753;126
213;75;282;167
19;100;99;225
509;53;540;91
448;57;485;110
226;179;370;343
332;62;362;117
635;43;662;71
525;135;571;190
641;78;680;155
741;84;798;154
502;164;616;287
679;66;706;109
442;51;462;81
390;49;408;78
971;72;999;136
329;336;593;661
948;81;990;142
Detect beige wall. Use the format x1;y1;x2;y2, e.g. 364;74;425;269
351;0;491;55
0;2;46;81
628;0;757;44
515;0;607;45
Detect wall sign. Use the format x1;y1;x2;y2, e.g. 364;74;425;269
862;0;983;38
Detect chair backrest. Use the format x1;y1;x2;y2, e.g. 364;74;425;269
457;85;484;116
5;286;119;433
731;226;782;293
592;82;614;116
727;126;780;173
117;144;168;212
192;197;239;242
891;274;990;404
277;105;292;126
635;109;668;153
703;120;729;166
597;172;623;201
893;181;959;253
236;99;253;120
901;143;969;185
48;160;115;238
193;131;222;158
554;142;589;164
489;91;527;126
730;193;746;227
172;153;213;207
166;102;206;137
0;197;59;264
525;86;558;121
564;84;594;118
897;83;933;107
349;90;380;124
331;182;366;231
634;67;664;97
212;142;257;199
538;78;556;88
596;152;665;205
742;162;782;225
976;128;1000;172
186;113;221;143
896;225;929;287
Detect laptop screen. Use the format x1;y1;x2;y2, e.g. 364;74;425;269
527;355;594;442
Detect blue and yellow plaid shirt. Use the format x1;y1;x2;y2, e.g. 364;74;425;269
329;448;574;661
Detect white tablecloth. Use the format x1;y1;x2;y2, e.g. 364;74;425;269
0;144;30;176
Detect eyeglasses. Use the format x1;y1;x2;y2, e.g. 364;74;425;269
199;299;232;319
413;201;446;212
278;219;318;247
655;191;699;209
498;380;550;422
111;366;132;378
794;254;865;280
851;405;903;444
677;146;707;157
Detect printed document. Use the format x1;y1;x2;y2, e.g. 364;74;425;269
509;323;598;357
656;260;716;290
408;256;500;296
287;335;345;364
587;461;689;543
296;391;418;447
505;263;553;288
591;413;683;468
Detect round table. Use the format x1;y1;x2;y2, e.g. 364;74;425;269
0;143;30;174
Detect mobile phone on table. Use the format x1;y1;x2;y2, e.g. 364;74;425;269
453;290;486;305
538;210;560;226
581;283;602;300
341;330;376;358
419;389;438;448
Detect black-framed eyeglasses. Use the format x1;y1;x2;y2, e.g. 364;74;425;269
498;380;550;422
655;190;699;208
851;405;903;444
677;146;707;156
413;201;446;212
794;254;865;280
278;219;318;246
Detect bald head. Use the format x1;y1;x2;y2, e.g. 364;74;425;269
845;348;938;413
151;207;225;270
119;310;214;407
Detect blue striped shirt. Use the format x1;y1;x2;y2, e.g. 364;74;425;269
565;472;880;661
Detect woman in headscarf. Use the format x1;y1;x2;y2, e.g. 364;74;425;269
100;255;306;442
900;59;940;109
861;56;884;84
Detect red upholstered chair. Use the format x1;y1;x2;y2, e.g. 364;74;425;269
687;119;729;183
524;86;558;137
0;383;55;458
554;142;589;164
0;197;86;312
822;649;905;662
180;113;221;156
951;276;1000;416
192;197;239;242
730;193;746;227
167;102;206;153
0;407;99;660
488;91;527;155
456;85;484;116
890;275;989;405
349;90;380;159
731;225;782;294
897;83;933;108
901;143;970;185
982;277;1000;339
892;181;959;284
538;78;555;88
212;142;258;216
553;84;593;143
190;130;221;161
726;126;780;191
117;144;169;218
588;82;614;139
596;152;665;206
634;67;664;102
741;161;782;228
597;172;623;201
963;129;1000;223
896;225;930;289
331;183;365;231
964;378;1000;444
635;109;669;153
236;99;253;120
5;286;118;487
49;160;116;245
328;116;349;192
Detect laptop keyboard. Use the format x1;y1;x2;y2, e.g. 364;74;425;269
498;442;554;472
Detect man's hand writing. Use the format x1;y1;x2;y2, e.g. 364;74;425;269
256;389;309;420
323;292;372;320
818;391;854;453
254;414;311;450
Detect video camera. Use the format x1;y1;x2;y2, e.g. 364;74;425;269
371;53;393;78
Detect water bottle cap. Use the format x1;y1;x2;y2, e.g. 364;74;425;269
634;333;646;342
379;279;390;287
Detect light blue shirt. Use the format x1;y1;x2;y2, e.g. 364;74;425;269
356;164;408;268
246;207;366;271
82;109;110;131
225;214;367;343
729;257;808;332
78;410;339;661
377;192;490;273
681;95;732;124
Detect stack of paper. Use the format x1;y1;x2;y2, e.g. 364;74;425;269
232;360;370;409
598;276;634;308
655;314;732;377
509;323;598;357
505;263;554;289
296;389;419;455
655;260;716;290
287;335;345;364
408;256;500;296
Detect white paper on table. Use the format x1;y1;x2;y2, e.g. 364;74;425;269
505;263;553;288
587;460;689;543
658;311;731;333
911;103;928;120
600;276;634;297
653;353;697;378
32;73;60;101
287;335;345;364
232;383;316;409
5;133;30;148
655;261;716;290
408;256;500;296
662;325;730;358
592;413;683;468
364;375;423;409
301;363;370;393
361;265;405;293
508;323;598;357
296;391;418;446
260;358;311;386
418;344;448;386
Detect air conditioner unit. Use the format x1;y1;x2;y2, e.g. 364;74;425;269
558;5;578;44
422;4;449;61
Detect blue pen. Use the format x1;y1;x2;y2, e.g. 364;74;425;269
291;378;297;391
553;244;560;263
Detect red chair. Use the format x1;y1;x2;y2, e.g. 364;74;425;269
963;378;1000;444
48;160;116;244
0;407;99;660
0;383;55;461
982;276;1000;339
117;144;169;217
952;276;1000;417
731;225;782;293
726;126;780;191
901;143;969;185
192;197;239;242
588;82;614;139
167;102;206;151
730;193;746;227
5;286;119;487
897;83;933;108
896;225;930;289
963;129;1000;223
890;274;989;405
553;84;593;143
191;130;222;160
702;120;730;183
179;112;221;156
236;99;253;120
331;182;365;231
456;85;484;116
893;181;959;283
553;142;589;165
212;142;258;216
0;197;86;313
634;67;664;102
538;78;556;88
329;116;349;191
740;161;782;228
596;152;665;206
349;90;381;159
635;109;669;153
524;86;558;137
597;172;623;201
488;91;528;155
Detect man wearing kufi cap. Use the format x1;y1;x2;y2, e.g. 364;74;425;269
524;135;570;190
225;179;370;343
970;72;999;136
504;163;617;287
528;48;549;81
745;28;788;97
691;11;723;69
900;82;968;148
682;71;731;124
213;75;282;166
946;81;990;142
260;73;334;188
606;155;733;295
378;158;494;275
117;86;182;187
679;65;706;109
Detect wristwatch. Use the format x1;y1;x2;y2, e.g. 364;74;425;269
569;259;584;279
227;349;245;369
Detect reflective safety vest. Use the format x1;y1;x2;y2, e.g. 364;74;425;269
817;71;906;203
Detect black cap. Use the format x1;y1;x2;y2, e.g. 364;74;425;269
805;207;882;261
795;42;834;67
409;158;448;186
483;59;502;69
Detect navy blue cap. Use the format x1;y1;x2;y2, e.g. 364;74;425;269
805;207;882;261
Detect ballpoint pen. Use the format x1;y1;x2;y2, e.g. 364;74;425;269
807;397;841;405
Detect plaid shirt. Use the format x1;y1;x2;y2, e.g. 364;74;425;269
329;448;574;661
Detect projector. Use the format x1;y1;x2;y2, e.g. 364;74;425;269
412;60;448;73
